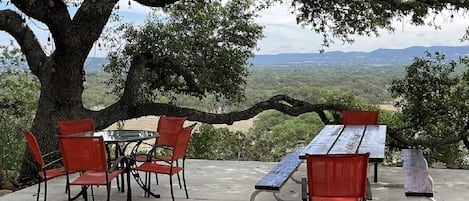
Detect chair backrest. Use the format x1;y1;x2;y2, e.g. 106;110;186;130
342;110;379;125
171;123;196;161
156;116;187;147
57;118;95;136
23;131;45;167
306;153;369;199
58;136;107;172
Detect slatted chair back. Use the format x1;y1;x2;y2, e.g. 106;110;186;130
306;153;369;200
342;110;379;125
58;136;107;172
57;118;95;136
156;116;187;147
171;123;196;161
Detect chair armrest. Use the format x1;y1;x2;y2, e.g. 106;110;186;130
43;157;63;169
154;145;173;151
42;150;61;158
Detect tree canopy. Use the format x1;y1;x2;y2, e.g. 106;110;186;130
272;0;469;49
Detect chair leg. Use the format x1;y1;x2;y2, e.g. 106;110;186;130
155;173;159;185
147;172;151;198
183;169;188;199
126;171;132;201
170;174;175;201
37;180;41;201
176;160;182;189
82;185;88;201
66;176;72;201
106;183;111;201
144;172;149;197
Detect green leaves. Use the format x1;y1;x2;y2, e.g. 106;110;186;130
259;0;468;51
105;0;263;104
0;69;39;174
390;52;469;165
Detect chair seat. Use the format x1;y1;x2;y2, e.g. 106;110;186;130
70;170;123;186
38;167;67;180
134;162;183;175
312;197;360;201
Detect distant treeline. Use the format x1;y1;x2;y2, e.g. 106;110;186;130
83;64;408;110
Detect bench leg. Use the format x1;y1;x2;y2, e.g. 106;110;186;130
290;175;302;184
374;163;378;183
250;190;261;201
250;190;285;201
301;178;308;201
273;192;285;201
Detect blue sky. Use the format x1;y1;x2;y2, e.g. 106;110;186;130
1;1;469;57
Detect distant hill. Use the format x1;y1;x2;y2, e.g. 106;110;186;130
248;45;469;66
84;57;108;72
84;45;469;71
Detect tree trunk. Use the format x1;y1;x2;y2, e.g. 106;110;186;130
19;56;93;181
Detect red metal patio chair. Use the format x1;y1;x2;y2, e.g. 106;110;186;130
56;118;95;136
133;116;187;186
56;117;126;189
156;116;187;147
57;135;131;201
134;123;196;201
342;110;380;182
23;130;67;201
303;153;370;201
341;110;379;125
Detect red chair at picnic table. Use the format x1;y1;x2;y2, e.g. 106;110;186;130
56;118;95;136
302;153;370;201
342;109;380;182
341;110;379;125
57;135;131;201
134;123;196;201
23;130;67;201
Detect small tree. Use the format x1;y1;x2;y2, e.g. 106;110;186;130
0;44;39;178
390;52;469;166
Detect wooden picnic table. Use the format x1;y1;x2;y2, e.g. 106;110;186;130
299;124;387;183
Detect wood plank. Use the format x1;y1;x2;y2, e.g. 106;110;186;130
255;148;303;190
328;125;365;154
402;149;433;197
358;125;386;160
299;125;343;158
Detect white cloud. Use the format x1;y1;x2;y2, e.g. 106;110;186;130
255;4;469;54
1;1;468;57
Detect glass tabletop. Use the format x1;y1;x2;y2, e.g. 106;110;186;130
71;130;158;143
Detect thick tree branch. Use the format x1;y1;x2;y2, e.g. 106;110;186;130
121;55;146;103
148;55;205;95
94;94;346;130
387;127;463;148
69;0;117;57
0;10;47;74
12;0;71;34
134;0;179;7
93;95;344;129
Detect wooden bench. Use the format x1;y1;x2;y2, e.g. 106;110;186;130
402;149;434;197
250;147;303;201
